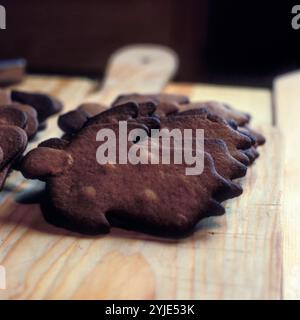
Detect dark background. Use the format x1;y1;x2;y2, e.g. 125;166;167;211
0;0;299;87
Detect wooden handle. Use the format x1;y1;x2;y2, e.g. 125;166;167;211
86;44;179;105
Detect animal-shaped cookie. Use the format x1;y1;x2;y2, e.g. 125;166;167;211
117;96;264;157
78;103;107;116
59;100;248;183
11;90;63;123
0;109;28;189
238;125;266;146
112;93;188;116
204;139;247;180
112;93;190;106
0;103;39;139
20;122;239;236
179;101;251;126
177;102;265;162
58;101;158;135
160;113;253;165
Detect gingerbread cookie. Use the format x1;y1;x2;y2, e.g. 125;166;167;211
11;90;63;123
204;138;247;180
160;113;252;165
112;93;189;116
0;107;27;129
0;112;28;190
179;101;251;126
0;103;39;139
58;102;158;135
18;90;267;237
21;121;240;236
239;125;266;146
78;103;107;117
112;93;189;107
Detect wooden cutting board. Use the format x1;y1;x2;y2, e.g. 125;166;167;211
0;46;291;300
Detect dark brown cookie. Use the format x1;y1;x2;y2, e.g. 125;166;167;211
132;101;157;117
20;122;237;236
0;103;39;139
154;101;180;117
0;165;10;190
58;103;108;135
175;110;261;165
0;104;29;189
179;101;251;126
17;90;265;236
82;102;139;127
243;146;259;164
58;109;89;135
131;117;160;131
0;126;28;189
11;90;63;122
112;93;190;107
86;102;158;128
0;147;3;165
239;125;266;146
0;107;27;129
58;102;138;135
204;138;247;180
58;102;159;135
112;93;186;117
11;103;39;139
58;101;246;201
78;103;107;117
160;114;252;165
38;137;70;150
0;126;28;168
147;137;244;202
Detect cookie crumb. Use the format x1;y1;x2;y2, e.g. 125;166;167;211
82;186;97;199
144;188;158;201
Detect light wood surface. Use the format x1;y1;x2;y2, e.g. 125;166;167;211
274;71;300;300
0;74;282;299
0;45;282;299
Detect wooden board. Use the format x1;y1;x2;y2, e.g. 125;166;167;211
274;71;300;300
0;74;284;300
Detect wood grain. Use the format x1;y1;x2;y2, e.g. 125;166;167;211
0;74;281;300
274;71;300;299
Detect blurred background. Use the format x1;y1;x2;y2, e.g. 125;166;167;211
0;0;298;87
